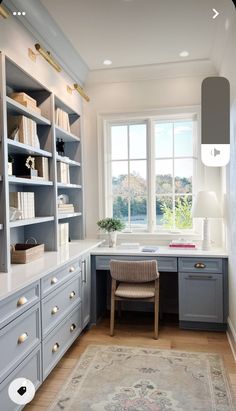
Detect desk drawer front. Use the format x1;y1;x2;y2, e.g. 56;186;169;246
41;260;80;297
0;303;41;383
0;281;40;330
178;258;223;274
42;274;81;337
95;256;177;272
0;345;41;411
42;304;82;379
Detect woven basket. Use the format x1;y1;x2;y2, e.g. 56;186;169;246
11;238;44;264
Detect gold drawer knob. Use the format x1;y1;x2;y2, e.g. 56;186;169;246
17;296;28;307
194;262;206;269
51;277;58;285
51;306;59;315
70;323;76;332
18;332;28;344
52;342;60;353
69;291;76;299
69;266;75;273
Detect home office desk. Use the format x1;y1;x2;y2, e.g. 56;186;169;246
90;246;228;331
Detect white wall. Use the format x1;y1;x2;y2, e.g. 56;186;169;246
84;74;222;241
0;17;82;113
219;16;236;351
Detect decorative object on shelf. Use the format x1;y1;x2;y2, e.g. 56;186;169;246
10;191;35;219
25;155;38;178
97;217;125;247
56;138;65;156
9;207;23;222
28;43;62;72
55;108;70;132
11;237;45;264
57;194;69;205
9;92;41;115
58;203;75;213
8;115;40;147
57;161;70;184
58;223;69;246
8;154;14;175
192;191;222;251
67;83;90;102
35;156;49;180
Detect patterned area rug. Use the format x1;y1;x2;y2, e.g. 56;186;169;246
50;345;235;411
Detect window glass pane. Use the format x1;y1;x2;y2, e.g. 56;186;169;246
113;196;128;221
175;159;193;194
156;196;173;228
175;195;193;229
130;160;147;196
155;123;173;158
131;197;147;226
129;124;147;159
156;159;173;194
112;161;128;196
174;121;193;157
111;125;128;160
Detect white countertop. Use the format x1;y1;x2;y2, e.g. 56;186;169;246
0;240;102;301
91;245;228;258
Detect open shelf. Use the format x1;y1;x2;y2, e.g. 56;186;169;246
58;212;82;220
9;216;54;228
56;155;81;167
57;183;82;189
6;97;51;126
55;125;80;142
8;176;53;186
8;139;52;157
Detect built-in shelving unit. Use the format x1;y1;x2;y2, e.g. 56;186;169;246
0;53;84;272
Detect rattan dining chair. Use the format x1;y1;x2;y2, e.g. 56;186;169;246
109;259;160;339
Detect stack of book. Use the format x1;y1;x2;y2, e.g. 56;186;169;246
58;204;75;214
55;108;70;132
10;192;35;219
8;115;40;148
169;240;197;249
35;157;49;181
10;92;41;115
57;161;70;184
58;223;69;246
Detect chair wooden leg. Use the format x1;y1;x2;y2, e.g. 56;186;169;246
154;282;159;340
110;294;115;337
118;300;122;318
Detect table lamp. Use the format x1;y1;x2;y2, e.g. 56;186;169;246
192;191;222;250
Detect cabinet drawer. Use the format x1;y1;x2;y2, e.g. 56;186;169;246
0;345;41;411
42;304;82;379
42;274;81;338
41;259;80;297
178;258;222;274
0;303;41;383
95;255;177;272
0;281;40;329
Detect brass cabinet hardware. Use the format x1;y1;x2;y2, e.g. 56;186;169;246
51;277;58;285
18;332;28;344
51;306;59;315
70;323;76;332
194;263;206;269
17;296;28;307
69;291;76;299
52;342;60;353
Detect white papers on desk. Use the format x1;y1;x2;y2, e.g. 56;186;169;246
118;242;140;250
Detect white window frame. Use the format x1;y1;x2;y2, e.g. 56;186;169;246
97;106;203;240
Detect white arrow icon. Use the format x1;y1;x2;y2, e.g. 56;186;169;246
212;8;219;19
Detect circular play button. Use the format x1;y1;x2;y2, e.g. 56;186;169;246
8;378;35;405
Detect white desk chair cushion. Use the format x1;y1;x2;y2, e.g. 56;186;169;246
115;281;155;298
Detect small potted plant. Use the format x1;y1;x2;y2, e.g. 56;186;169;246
97;217;125;247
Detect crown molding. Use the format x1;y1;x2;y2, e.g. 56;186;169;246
4;0;89;85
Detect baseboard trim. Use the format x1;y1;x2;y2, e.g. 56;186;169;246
227;317;236;362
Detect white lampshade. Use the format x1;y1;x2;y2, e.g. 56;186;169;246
192;191;222;218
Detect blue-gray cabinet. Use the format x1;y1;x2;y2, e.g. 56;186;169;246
81;253;91;328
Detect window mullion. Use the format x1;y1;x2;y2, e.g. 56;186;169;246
127;125;131;230
147;119;155;232
172;123;175;229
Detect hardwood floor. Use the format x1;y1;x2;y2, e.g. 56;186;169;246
25;313;236;410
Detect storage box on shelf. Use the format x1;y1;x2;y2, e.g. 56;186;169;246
0;53;84;272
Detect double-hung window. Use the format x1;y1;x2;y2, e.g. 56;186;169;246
103;112;198;233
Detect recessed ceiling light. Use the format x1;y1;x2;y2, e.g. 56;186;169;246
179;51;189;58
103;59;112;65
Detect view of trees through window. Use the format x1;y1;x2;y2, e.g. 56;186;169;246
110;119;195;231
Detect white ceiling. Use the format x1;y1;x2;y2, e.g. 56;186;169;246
40;0;233;71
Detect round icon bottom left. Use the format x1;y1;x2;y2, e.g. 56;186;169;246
8;378;35;405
